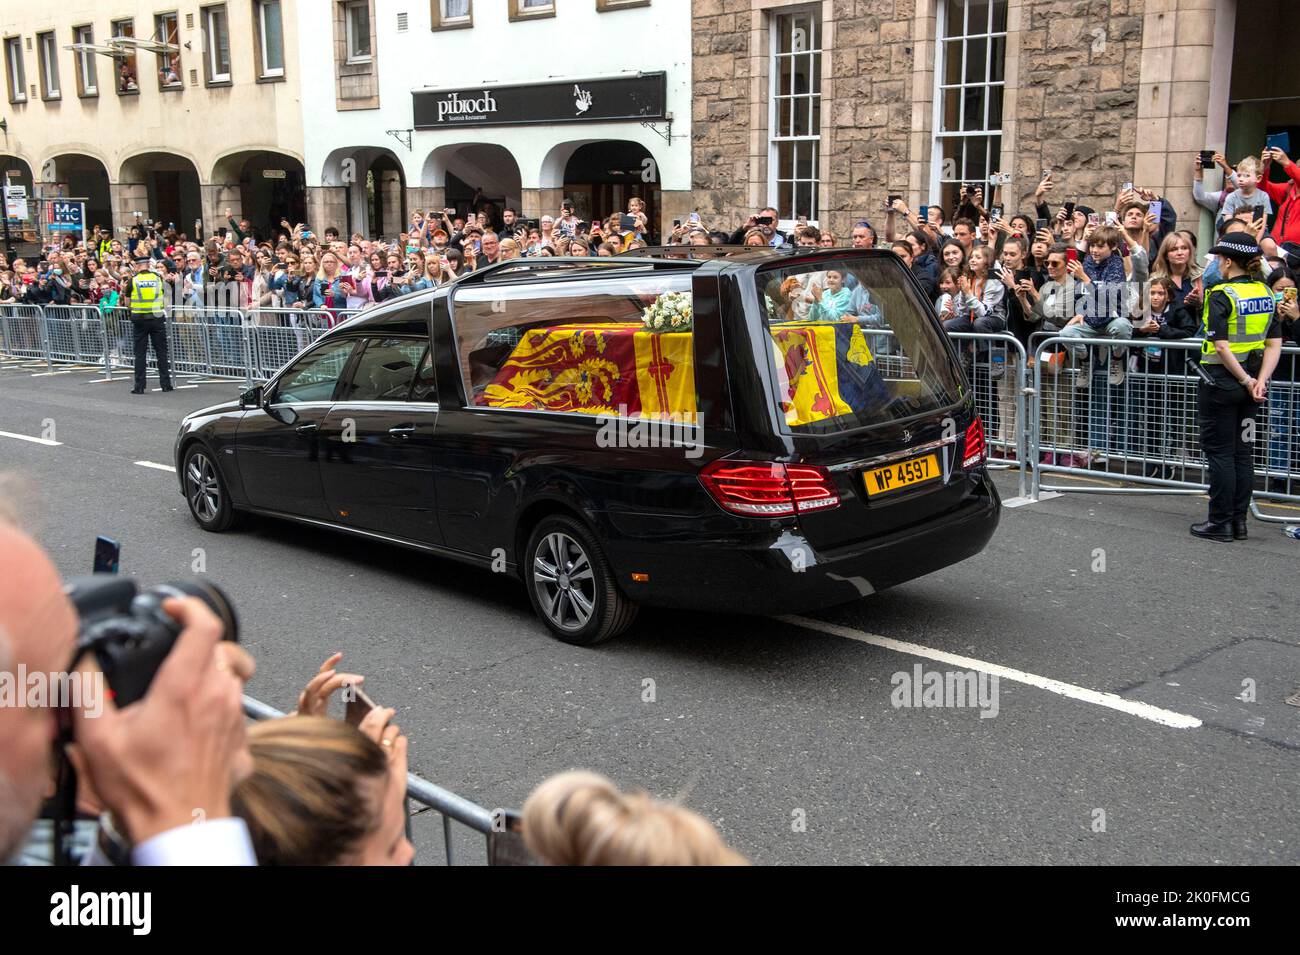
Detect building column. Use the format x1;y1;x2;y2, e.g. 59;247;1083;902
657;190;696;242
406;187;444;219
110;182;150;238
307;186;348;238
520;187;565;221
200;183;242;241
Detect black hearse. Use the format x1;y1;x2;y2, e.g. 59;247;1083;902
175;250;999;645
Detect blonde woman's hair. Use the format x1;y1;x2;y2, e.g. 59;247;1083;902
316;251;339;281
1151;232;1203;280
232;716;388;866
521;770;748;866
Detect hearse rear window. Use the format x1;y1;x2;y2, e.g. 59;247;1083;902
451;273;697;420
755;255;963;434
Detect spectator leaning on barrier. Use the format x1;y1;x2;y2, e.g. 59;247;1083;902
1060;225;1132;387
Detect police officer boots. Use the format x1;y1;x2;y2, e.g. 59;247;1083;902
1232;518;1248;541
1190;521;1234;542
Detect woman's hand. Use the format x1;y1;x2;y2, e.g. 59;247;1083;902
1249;377;1267;403
1067;259;1087;281
1035;174;1053;200
1278;297;1299;322
295;652;367;717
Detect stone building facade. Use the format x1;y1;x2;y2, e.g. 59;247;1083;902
691;0;1292;249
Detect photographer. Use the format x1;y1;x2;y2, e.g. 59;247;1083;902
0;516;256;866
729;207;786;247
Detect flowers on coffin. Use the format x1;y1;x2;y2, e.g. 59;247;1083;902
641;290;694;333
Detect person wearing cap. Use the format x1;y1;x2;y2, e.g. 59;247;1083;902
124;258;174;395
1191;234;1284;541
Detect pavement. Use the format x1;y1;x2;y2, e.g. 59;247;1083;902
1;357;1297;865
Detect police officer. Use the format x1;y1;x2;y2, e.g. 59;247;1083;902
124;258;174;395
1191;235;1283;541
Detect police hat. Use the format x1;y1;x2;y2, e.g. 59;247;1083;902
1207;235;1263;262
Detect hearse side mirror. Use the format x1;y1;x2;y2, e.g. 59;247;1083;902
239;384;265;409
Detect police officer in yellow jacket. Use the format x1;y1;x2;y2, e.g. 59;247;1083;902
1191;236;1283;541
124;259;174;395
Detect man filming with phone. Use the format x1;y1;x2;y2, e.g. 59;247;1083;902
729;207;787;247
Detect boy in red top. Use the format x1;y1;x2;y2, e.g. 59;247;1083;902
1260;146;1300;255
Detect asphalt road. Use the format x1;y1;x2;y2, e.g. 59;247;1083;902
2;357;1297;865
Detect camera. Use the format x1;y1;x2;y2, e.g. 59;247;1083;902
65;576;239;708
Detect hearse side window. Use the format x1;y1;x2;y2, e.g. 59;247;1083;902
273;340;357;404
339;338;428;402
755;255;964;433
450;272;697;420
409;349;437;403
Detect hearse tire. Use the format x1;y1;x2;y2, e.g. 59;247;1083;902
182;444;238;533
525;515;638;646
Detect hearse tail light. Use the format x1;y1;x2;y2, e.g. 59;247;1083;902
700;461;840;517
962;418;987;470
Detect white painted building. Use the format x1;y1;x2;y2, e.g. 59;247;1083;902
296;0;693;240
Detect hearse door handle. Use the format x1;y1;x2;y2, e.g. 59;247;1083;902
388;424;416;439
295;423;318;435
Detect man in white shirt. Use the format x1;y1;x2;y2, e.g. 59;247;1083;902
0;516;257;866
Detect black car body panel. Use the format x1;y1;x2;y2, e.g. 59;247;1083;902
175;251;1000;620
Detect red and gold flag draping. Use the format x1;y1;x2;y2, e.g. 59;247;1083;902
477;319;890;428
768;321;891;428
477;323;697;417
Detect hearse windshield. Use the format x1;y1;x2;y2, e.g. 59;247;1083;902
754;254;964;434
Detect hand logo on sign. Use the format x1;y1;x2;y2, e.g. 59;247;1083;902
574;86;593;115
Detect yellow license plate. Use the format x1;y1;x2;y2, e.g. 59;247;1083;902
864;453;940;496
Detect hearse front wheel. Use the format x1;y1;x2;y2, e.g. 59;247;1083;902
525;515;638;646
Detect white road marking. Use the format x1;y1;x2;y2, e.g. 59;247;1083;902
0;430;62;447
781;614;1202;729
134;461;176;473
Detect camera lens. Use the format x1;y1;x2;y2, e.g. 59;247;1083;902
148;580;239;643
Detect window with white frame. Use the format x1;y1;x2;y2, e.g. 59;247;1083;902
932;0;1007;214
510;0;555;20
442;0;471;21
73;25;98;95
769;8;822;226
156;13;182;89
5;36;26;103
345;1;372;62
111;19;139;94
204;6;232;83
256;0;285;77
37;32;59;99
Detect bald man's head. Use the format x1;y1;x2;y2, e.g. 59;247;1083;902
0;524;77;860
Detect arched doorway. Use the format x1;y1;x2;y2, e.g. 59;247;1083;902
422;143;523;227
119;152;203;237
320;148;406;241
211;151;307;240
546;140;660;233
47;154;114;235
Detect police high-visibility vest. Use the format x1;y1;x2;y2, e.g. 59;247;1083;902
1200;280;1273;364
129;270;165;317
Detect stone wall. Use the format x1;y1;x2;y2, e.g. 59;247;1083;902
691;0;923;240
691;0;1224;238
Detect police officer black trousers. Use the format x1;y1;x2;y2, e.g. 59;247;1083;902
1197;377;1256;526
132;317;173;393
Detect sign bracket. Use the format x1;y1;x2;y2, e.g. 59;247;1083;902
386;129;414;152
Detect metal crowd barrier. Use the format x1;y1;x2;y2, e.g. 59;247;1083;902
247;307;332;379
42;305;109;368
1029;336;1300;516
241;695;501;866
0;305;49;366
949;331;1029;500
